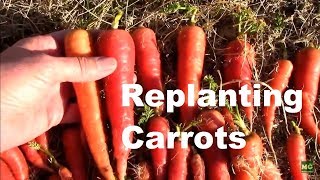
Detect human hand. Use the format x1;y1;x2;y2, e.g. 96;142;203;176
0;30;117;152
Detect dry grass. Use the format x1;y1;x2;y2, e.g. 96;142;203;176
1;0;319;179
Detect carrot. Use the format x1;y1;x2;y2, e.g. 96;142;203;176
197;109;225;133
287;122;308;180
261;159;282;180
64;29;114;180
263;60;293;140
132;27;164;115
223;39;255;125
168;140;191;180
202;144;230;180
58;166;73;180
97;10;135;180
147;116;170;180
229;132;263;179
20;141;52;171
190;153;205;180
0;147;29;180
62;126;88;180
134;161;153;180
221;107;237;131
177;23;206;124
0;159;15;180
293;47;320;144
197;110;231;180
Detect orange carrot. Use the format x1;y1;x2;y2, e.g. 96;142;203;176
64;29;114;179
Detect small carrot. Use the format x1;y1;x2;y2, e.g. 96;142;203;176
190;153;205;180
147;116;170;180
62;126;88;180
0;159;15;180
287;122;308;180
0;147;29;180
263;60;293;140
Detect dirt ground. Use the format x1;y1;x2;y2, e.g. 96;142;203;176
1;0;319;179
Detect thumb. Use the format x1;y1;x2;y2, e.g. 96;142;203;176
52;56;117;82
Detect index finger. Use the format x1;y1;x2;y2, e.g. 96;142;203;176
13;29;103;56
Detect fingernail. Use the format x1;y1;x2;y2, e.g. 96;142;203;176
97;57;117;73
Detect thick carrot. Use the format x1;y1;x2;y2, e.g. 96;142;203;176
97;11;135;180
0;159;15;180
62;127;87;180
229;132;263;179
64;29;114;180
223;39;255;125
20;141;52;171
147;116;170;180
261;159;282;180
132;27;164;115
263;60;293;140
190;153;205;180
177;25;206;124
168;141;190;180
134;161;152;180
294;47;320;144
287;123;308;180
0;147;29;180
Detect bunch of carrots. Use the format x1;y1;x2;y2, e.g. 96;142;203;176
1;7;319;180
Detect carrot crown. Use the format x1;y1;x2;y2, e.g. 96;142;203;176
111;8;123;29
291;121;301;135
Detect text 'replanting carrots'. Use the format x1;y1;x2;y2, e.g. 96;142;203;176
263;60;293;140
132;27;164;115
147;116;170;180
223;39;255;125
293;47;320;144
97;10;135;180
0;147;29;180
62;126;88;180
64;29;114;180
177;25;206;124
